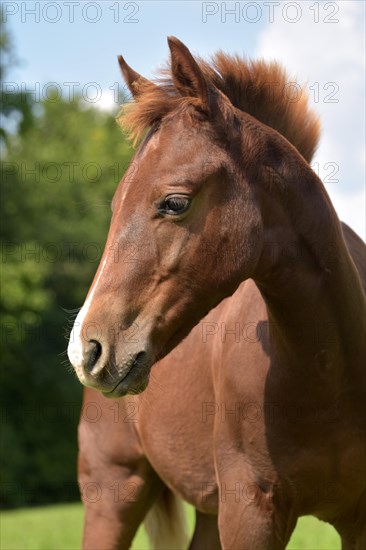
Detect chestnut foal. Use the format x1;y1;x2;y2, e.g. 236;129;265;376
69;38;366;549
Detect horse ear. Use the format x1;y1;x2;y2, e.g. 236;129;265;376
167;36;209;111
117;54;148;98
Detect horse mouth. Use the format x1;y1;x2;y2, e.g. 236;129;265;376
102;352;151;398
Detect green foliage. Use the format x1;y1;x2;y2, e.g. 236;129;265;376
1;90;133;506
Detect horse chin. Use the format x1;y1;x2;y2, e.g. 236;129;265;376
102;353;152;399
99;318;204;398
102;359;151;398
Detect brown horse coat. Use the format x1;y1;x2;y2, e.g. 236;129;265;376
70;38;366;549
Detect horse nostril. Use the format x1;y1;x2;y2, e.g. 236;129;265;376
87;340;102;372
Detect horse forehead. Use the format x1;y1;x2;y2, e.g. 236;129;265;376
141;131;212;176
148;117;210;153
139;128;161;155
124;120;218;192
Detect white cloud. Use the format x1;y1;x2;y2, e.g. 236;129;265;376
256;0;365;238
93;89;120;113
330;186;365;239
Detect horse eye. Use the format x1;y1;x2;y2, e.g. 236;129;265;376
158;195;191;216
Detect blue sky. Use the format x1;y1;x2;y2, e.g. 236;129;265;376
6;2;263;87
4;0;365;237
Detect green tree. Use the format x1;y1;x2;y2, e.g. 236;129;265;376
1;92;133;506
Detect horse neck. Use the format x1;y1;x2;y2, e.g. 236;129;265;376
247;139;366;380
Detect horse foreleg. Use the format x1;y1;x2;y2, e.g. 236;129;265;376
333;489;366;550
215;463;297;550
78;390;163;550
189;510;221;550
79;456;163;550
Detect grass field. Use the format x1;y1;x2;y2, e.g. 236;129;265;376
0;502;341;549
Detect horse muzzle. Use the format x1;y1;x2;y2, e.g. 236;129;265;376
68;324;153;396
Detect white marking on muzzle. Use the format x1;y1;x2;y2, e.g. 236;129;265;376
67;256;108;374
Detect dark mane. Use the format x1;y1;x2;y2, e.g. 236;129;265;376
118;52;320;163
